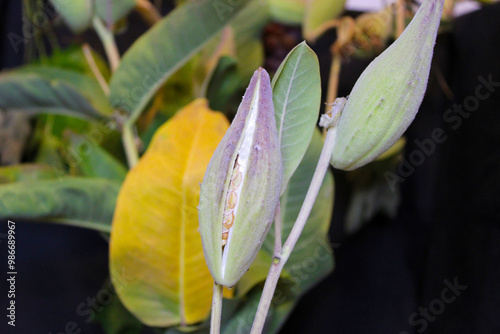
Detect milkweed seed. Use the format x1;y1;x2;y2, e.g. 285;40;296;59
223;212;234;229
221;160;245;246
231;167;243;189
226;190;238;209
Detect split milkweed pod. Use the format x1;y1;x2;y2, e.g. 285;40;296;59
198;68;282;287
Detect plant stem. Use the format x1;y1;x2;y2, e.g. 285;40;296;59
250;128;337;334
274;202;282;255
210;283;223;334
122;124;139;168
326;54;341;112
82;44;110;95
92;16;120;72
91;17;134;168
396;0;405;38
136;0;162;25
306;19;339;42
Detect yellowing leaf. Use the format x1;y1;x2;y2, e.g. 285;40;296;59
110;99;229;327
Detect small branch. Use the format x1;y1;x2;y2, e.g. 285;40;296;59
82;44;110;95
274;202;282;255
137;90;164;132
250;128;337;334
136;0;162;25
396;0;406;38
433;62;454;100
92;16;120;72
281;128;336;259
210;283;223;334
249;259;284;334
93;14;134;168
325;53;342;113
122;123;139;168
305;19;340;43
199;26;235;97
154;0;163;12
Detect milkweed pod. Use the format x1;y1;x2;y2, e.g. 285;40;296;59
199;68;282;287
329;0;445;170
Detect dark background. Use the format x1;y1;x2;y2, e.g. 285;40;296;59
0;1;499;333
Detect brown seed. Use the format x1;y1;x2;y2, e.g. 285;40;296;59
223;212;234;229
231;168;243;189
226;190;238;209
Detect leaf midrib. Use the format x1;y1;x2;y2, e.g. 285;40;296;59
277;48;304;146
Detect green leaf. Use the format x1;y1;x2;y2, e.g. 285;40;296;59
206;56;241;111
272;42;321;193
303;0;346;41
94;280;143;334
345;179;400;234
264;298;297;334
109;0;250;117
0;72;106;120
18;65;113;116
66;134;128;181
264;129;335;293
221;287;296;334
140;57;199;149
95;0;137;25
0;164;57;184
0;177;120;233
231;0;269;80
268;0;306;24
37;46;111;80
157;57;198;118
344;138;404;234
50;0;136;32
34;133;66;176
49;0;93;33
235;251;274;298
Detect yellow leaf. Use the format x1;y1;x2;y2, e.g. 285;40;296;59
110;99;229;327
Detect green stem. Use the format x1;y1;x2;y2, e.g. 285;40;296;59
274;202;282;255
82;44;110;95
122;124;139;168
250;128;337;334
92;16;120;72
210;283;223;334
92;17;135;168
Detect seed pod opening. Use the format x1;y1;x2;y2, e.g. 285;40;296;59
199;68;282;287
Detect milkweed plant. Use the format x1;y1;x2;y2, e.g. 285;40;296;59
0;0;446;333
200;0;444;332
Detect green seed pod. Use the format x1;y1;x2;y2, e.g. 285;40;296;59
329;0;445;170
199;68;282;287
